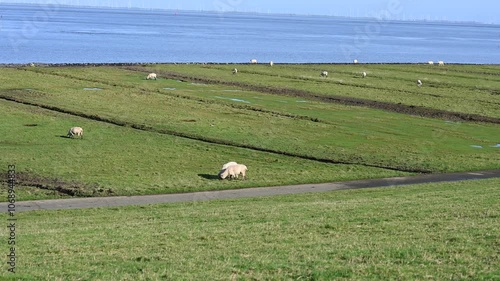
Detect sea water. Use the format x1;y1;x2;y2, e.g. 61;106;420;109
1;3;499;64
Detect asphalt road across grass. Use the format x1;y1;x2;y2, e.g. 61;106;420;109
3;169;499;212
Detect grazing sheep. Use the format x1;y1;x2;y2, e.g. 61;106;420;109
362;71;367;78
353;59;358;64
146;73;157;80
250;59;258;64
417;79;423;87
269;61;274;67
230;164;248;179
218;162;238;179
232;68;238;75
428;61;434;65
217;169;225;179
321;71;328;77
219;164;247;180
221;162;238;170
438;61;445;66
67;127;84;139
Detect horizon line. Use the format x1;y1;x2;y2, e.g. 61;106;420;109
1;1;499;26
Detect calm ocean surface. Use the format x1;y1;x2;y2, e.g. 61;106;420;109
1;3;500;64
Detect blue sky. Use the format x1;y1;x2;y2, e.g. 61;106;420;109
3;0;500;24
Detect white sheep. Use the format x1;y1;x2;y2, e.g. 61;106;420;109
417;79;423;87
353;59;358;64
428;61;434;65
321;71;328;77
232;68;238;75
250;59;258;64
221;162;238;170
362;71;367;78
67;127;84;139
219;164;247;180
146;73;157;80
218;162;238;179
269;61;274;67
438;61;445;66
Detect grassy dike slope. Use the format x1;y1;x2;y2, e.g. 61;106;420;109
146;63;500;119
0;99;400;200
0;178;498;280
0;64;499;201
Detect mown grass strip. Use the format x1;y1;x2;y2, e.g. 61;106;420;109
145;63;500;118
2;99;405;200
123;65;500;124
2;66;499;175
0;93;424;173
18;67;327;124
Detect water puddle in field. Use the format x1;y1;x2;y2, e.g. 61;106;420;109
491;144;500;148
163;88;177;91
214;96;251;103
83;88;102;91
470;145;483;149
296;100;309;103
208;90;243;93
191;83;207;86
230;98;250;103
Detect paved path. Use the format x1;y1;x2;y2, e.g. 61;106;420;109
3;170;500;212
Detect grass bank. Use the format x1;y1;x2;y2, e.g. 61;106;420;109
1;178;498;280
0;64;499;200
0;99;403;201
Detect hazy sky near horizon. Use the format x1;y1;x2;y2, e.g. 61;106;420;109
3;0;500;24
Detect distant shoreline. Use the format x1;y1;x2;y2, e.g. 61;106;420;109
2;2;498;27
2;3;498;64
1;62;498;67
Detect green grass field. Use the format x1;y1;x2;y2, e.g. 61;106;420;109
0;99;403;201
1;178;498;280
1;64;499;200
145;63;500;118
0;64;499;280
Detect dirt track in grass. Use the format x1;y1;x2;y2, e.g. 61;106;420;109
2;169;500;212
1;172;113;197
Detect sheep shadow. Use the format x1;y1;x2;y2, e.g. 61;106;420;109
58;135;83;139
198;174;220;180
